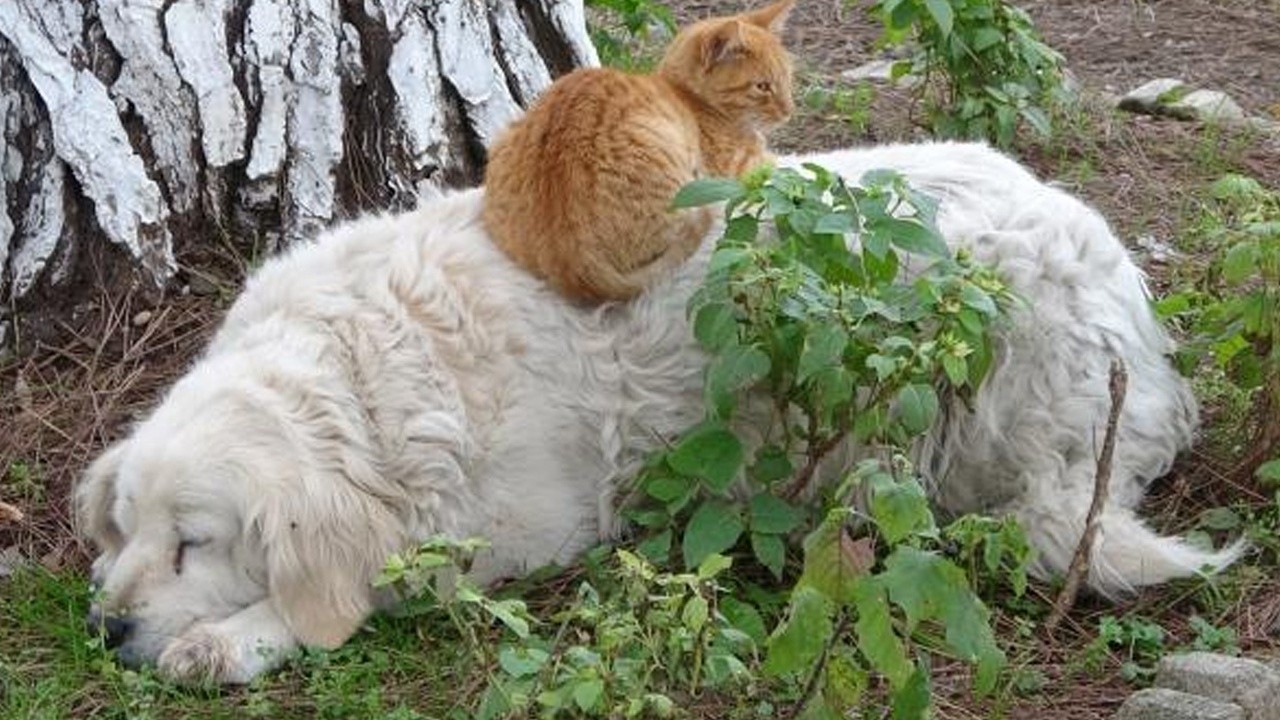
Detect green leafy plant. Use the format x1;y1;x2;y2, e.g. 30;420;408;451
584;0;676;70
635;165;1019;716
381;539;755;719
1157;174;1280;481
864;0;1066;146
802;80;878;135
1081;616;1166;684
1184;615;1239;655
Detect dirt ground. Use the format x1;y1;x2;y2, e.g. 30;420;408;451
2;1;1279;718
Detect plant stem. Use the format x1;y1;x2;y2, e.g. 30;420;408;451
786;612;851;719
1045;358;1127;634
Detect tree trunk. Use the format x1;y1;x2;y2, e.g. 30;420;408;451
0;0;596;351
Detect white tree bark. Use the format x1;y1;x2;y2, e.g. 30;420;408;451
0;0;597;348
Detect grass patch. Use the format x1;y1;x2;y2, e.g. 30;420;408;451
0;568;475;719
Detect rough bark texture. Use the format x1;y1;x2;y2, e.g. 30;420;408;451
0;0;597;350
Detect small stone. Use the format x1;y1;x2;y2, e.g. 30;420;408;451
1118;78;1187;115
842;58;896;82
840;58;918;87
187;273;221;296
0;546;28;579
1134;234;1182;264
1156;652;1280;720
1114;688;1244;720
132;310;153;327
1167;90;1246;123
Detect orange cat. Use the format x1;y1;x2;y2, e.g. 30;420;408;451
482;0;796;303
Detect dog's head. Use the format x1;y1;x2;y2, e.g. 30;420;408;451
75;358;405;668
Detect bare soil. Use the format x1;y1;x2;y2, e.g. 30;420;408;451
2;1;1278;717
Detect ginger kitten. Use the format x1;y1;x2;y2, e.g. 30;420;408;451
482;0;796;303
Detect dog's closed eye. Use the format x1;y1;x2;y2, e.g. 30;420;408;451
173;538;208;575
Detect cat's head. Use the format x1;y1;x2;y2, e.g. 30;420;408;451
659;0;797;131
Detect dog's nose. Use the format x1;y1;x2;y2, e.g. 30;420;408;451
86;610;135;649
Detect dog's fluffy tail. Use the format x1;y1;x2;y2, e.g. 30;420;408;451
1010;492;1245;599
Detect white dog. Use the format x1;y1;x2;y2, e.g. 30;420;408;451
75;142;1240;684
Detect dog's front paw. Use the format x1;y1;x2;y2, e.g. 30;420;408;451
158;624;251;685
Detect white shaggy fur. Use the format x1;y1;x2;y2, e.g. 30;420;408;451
76;142;1240;684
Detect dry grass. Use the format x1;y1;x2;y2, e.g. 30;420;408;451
0;285;223;567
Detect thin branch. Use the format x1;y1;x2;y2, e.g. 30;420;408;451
783;426;847;501
1045;358;1128;635
785;612;851;720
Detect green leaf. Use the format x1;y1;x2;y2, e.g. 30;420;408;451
1198;507;1241;531
644;470;692;503
960;284;997;316
824;649;868;710
764;586;834;677
1257;460;1280;487
721;596;768;646
881;547;1006;695
884;217;949;258
895;384;939;435
869;474;934;545
683;595;710;631
866;353;899;382
924;0;954;35
970;26;1004;52
723;214;760;244
752;531;787;579
671;177;745;209
890;664;933;720
814;212;855;235
706;344;771;418
669;421;744;492
682;500;745;568
750;493;806;534
851;579;913;687
798;323;849;382
697;552;734;580
812;366;855;420
1222;242;1259;284
636;528;673;563
498;645;549;678
799;513;875;602
693;302;737;352
572;678;605;712
941;354;968;387
484;598;532;639
749;445;794;485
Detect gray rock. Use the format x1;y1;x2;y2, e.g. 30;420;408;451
1156;652;1280;720
0;546;29;579
1114;688;1244;720
1167;90;1247;123
1118;78;1187;114
840;58;919;88
1134;234;1182;264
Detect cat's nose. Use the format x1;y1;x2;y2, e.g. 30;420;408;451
86;609;136;649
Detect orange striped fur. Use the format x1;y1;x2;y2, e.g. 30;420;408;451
482;0;796;303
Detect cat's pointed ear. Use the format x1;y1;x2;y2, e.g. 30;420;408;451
743;0;796;33
701;20;747;69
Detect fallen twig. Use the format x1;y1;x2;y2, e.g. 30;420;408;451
0;500;24;524
1045;358;1128;635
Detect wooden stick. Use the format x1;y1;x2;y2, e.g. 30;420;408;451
1044;358;1128;635
0;500;23;524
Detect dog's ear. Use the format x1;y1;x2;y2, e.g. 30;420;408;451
75;442;127;551
251;432;405;649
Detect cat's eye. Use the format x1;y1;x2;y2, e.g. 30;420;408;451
755;80;773;93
